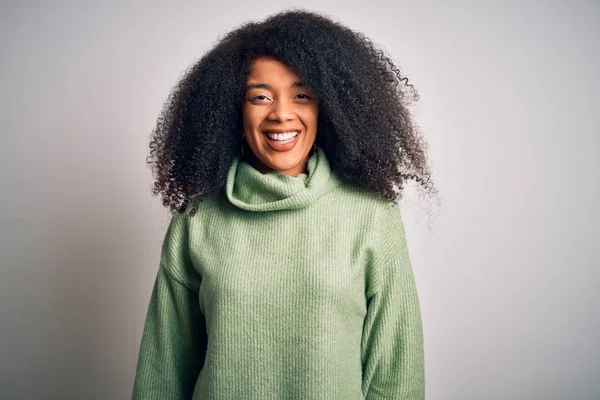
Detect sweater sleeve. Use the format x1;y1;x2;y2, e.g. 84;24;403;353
360;205;425;399
132;211;207;400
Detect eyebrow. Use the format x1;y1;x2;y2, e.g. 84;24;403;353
244;82;306;92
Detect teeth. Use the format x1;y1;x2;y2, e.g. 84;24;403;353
266;131;298;141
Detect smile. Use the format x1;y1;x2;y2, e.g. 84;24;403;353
265;131;299;143
263;130;301;151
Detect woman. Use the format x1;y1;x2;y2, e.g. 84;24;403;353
133;9;435;400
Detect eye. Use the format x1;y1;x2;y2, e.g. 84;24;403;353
295;93;311;100
249;94;272;103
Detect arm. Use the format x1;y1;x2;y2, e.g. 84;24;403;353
361;206;425;399
132;212;207;400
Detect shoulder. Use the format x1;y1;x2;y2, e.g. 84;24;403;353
330;180;407;257
332;180;404;228
333;184;410;296
160;201;205;290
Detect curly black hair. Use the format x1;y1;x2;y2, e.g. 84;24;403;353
147;9;436;214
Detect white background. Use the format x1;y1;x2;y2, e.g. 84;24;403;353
1;1;598;399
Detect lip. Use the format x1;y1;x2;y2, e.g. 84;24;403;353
264;130;301;152
263;129;301;134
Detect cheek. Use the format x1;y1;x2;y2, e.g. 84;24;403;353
299;107;319;130
241;106;252;126
243;107;266;130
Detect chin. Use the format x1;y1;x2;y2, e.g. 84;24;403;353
266;155;301;170
262;148;309;173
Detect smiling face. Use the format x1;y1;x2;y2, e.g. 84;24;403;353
242;56;319;176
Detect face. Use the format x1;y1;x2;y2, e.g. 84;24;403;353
242;56;319;176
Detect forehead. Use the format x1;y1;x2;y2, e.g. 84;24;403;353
246;57;301;84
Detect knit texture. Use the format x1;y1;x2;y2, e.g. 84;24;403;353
132;146;425;399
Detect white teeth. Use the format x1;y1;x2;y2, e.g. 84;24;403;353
266;131;299;141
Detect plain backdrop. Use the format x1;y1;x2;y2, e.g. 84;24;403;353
1;1;598;399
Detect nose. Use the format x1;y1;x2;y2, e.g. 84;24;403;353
267;99;294;122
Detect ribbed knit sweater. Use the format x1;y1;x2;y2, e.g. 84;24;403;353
132;146;425;399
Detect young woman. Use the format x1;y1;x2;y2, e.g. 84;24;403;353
133;9;436;400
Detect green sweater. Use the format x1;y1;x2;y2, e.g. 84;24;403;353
132;146;425;399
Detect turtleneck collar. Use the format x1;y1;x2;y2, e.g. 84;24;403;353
225;145;342;212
